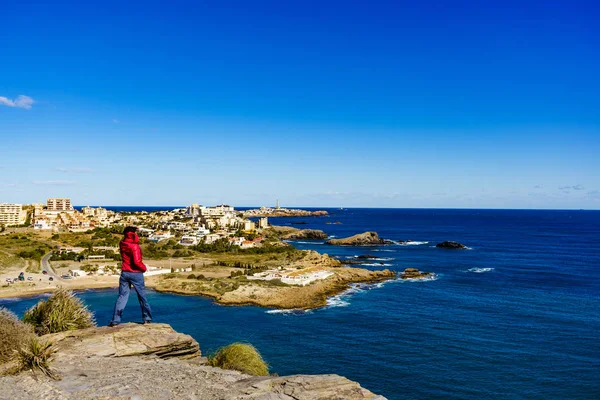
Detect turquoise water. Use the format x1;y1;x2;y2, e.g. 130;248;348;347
3;209;600;399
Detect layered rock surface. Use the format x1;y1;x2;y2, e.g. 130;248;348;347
1;323;385;399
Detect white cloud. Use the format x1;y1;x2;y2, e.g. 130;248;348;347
32;180;76;185
0;95;35;110
559;184;585;191
56;167;92;173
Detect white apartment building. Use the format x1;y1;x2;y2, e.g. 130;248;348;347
47;198;73;212
0;203;26;226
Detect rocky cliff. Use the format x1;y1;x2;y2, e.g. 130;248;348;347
1;323;385;400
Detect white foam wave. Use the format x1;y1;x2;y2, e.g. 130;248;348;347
398;241;429;246
294;241;325;245
266;309;312;315
467;267;494;273
360;263;393;267
352;256;395;261
401;273;439;282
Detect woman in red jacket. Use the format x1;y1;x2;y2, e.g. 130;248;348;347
109;226;152;326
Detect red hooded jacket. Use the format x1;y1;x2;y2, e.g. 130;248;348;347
120;231;147;273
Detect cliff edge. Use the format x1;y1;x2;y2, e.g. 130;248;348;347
0;323;385;400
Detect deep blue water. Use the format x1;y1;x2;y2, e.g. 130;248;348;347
3;209;600;399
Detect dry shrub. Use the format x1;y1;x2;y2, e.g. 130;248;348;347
208;342;269;376
23;289;96;335
16;336;60;380
0;307;34;364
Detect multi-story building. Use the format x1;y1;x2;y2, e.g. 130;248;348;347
0;203;26;226
47;198;73;212
258;217;269;229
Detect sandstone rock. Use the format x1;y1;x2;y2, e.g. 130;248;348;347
0;323;385;399
435;241;467;249
42;322;201;359
401;268;433;280
232;374;386;399
326;232;386;246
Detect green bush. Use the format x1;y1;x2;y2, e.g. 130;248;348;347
196;274;205;280
187;273;196;279
15;337;59;380
0;308;35;364
22;289;96;335
208;343;269;376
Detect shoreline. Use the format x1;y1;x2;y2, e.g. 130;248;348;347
1;271;396;311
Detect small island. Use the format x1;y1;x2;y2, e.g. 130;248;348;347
326;231;390;246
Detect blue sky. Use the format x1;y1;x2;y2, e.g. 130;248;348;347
1;0;599;208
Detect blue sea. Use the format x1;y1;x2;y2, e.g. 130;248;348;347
3;209;599;399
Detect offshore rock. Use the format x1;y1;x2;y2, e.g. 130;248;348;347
401;268;433;280
326;232;386;246
0;323;385;399
435;241;467;249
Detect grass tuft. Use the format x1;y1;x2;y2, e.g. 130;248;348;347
15;336;60;380
22;289;96;335
0;307;35;364
208;342;269;376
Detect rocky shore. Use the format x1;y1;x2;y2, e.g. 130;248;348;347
0;323;385;399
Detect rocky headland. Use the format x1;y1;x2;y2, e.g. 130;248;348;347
0;323;385;399
152;263;395;310
244;208;328;218
326;232;389;246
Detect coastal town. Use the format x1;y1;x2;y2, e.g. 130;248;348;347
0;198;396;308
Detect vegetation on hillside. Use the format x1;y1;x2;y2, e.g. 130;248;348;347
207;343;269;376
0;308;34;365
23;289;96;335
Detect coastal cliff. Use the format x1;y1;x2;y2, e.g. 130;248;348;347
0;323;385;399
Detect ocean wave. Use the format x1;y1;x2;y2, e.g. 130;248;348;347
325;295;351;308
467;267;494;273
266;309;313;315
396;241;429;246
322;281;388;309
287;241;325;245
352;256;395;261
372;249;395;252
360;263;393;267
401;273;439;282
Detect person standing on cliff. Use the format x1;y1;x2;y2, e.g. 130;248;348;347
109;226;152;326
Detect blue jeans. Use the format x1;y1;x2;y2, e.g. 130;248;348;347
111;271;152;324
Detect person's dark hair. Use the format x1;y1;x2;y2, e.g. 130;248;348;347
123;226;138;236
